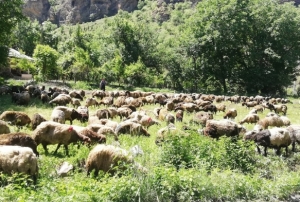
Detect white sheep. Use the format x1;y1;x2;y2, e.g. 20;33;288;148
0;145;38;183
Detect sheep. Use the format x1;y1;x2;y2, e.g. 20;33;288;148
99;96;114;107
11;92;30;105
203;119;245;139
242;101;258;109
49;94;72;106
31;113;47;130
32;121;90;156
0;111;31;127
280;116;291;126
85;97;99;108
175;103;199;113
53;126;107;153
287;125;300;152
69;91;83;101
254;105;264;113
223;108;237;119
41;91;50;104
0;145;38;183
155;123;189;145
117;107;133;119
54;106;83;124
0;120;10;134
200;104;217;114
244;127;291;156
191;112;213;126
0;132;39;156
257;116;284;129
71;98;81;108
158;108;175;124
97;126;119;140
239;114;260;125
91;90;106;99
115;121;150;136
86;144;138;176
51;109;66;124
216;104;226;113
267;103;288;115
77;106;89;123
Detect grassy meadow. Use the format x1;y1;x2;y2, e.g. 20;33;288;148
1;82;300;201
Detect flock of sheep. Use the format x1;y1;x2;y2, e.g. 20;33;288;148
0;82;298;183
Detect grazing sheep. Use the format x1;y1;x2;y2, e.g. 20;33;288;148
85;97;99;108
287;125;300;152
244;127;291;156
99;96;114;107
92;90;106;99
239;114;260;125
97;126;119;140
158;108;175;124
86;144;137;176
115;121;150;136
117;107;133;119
257;116;284;129
254;105;264;113
0;145;38;183
54;106;83;124
69;91;83;101
216;104;226;113
11;92;30;105
156;124;188;145
40;91;50;104
267;103;288;115
0;132;39;156
242;101;258;109
49;94;72;106
31;113;47;130
204;119;245;139
0;120;10;134
223;108;237;119
51;109;66;124
175;110;184;122
280;116;291;126
71;98;81;108
32;121;90;156
191;112;213;127
77;106;89;123
200;104;217;114
0;111;31;127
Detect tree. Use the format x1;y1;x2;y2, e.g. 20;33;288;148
185;0;300;95
33;44;59;81
0;0;24;65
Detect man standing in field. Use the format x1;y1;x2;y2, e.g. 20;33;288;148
100;78;107;91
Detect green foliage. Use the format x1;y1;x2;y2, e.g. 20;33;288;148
33;44;59;81
161;133;256;173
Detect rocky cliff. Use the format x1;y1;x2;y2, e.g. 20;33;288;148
22;0;138;25
22;0;300;25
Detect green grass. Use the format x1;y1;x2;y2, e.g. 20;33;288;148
1;89;300;201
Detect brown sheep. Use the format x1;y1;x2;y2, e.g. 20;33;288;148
69;91;83;101
86;144;138;176
31;113;47;130
257;116;284;129
158;108;175;124
239;114;260;125
216;104;226;112
85;97;99;108
0;111;31;127
99;96;114;107
223;108;237;119
97;126;119;140
91;90;106;99
33;121;90;156
0;120;10;134
49;94;72;106
71;98;81;108
191;112;213;126
0;132;39;156
204;119;245;139
54;106;83;124
115;121;150;136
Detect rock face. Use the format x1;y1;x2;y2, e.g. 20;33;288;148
22;0;138;25
22;0;300;25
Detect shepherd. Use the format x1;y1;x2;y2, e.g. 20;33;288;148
100;78;107;91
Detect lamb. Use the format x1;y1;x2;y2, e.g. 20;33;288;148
223;108;237;119
0;145;38;183
257;116;284;129
0;120;10;134
51;109;66;124
54;106;83;124
287;125;300;152
31;113;47;130
244;127;291;156
239;114;260;125
0;111;31;127
203;119;245;139
0;132;39;156
86;144;140;176
32;121;90;156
